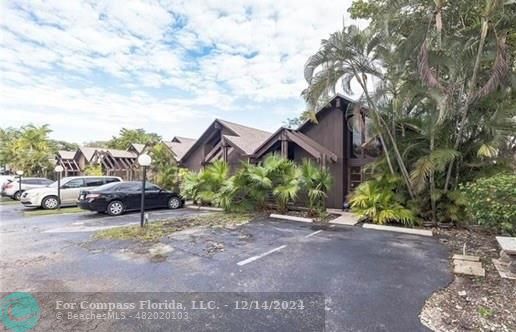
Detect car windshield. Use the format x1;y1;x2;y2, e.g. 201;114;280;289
47;181;58;188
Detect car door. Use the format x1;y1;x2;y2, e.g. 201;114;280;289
144;183;162;209
60;178;85;205
123;183;143;211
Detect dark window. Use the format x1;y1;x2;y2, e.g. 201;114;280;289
117;183;141;192
105;177;120;184
85;178;104;187
62;179;85;188
145;183;160;191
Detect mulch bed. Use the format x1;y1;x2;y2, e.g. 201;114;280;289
420;228;516;331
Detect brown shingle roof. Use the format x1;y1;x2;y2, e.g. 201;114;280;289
180;119;272;161
77;147;97;162
57;150;76;160
165;136;196;160
216;119;272;155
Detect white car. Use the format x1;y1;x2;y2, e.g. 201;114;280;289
2;177;54;200
20;176;122;209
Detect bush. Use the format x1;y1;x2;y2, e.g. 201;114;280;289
349;176;415;226
460;174;516;235
83;164;103;176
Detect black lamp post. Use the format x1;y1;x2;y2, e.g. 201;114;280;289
16;170;24;200
54;165;64;210
137;154;152;227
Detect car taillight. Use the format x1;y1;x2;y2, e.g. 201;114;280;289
86;194;101;199
5;183;13;189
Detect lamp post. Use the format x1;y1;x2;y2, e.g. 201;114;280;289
137;154;152;227
15;170;24;200
54;165;64;210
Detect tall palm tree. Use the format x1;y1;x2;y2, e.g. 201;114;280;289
302;25;416;198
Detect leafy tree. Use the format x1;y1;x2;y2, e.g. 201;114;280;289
51;140;79;151
83;164;103;176
107;128;161;150
83;140;109;148
148;142;181;191
0;124;55;176
303;0;515;226
283;117;304;129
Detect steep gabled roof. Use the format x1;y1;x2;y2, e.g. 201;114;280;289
104;149;137;159
130;143;146;154
75;147;97;162
57;150;76;160
165;136;196;161
252;127;337;162
297;94;356;132
180;119;272;162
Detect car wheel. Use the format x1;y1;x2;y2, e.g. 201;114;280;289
107;201;124;216
13;191;22;200
42;196;59;210
168;196;182;209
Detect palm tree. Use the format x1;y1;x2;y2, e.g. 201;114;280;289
302;25;416;199
300;160;332;216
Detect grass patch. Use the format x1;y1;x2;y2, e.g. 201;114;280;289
24;206;85;217
0;198;18;205
95;212;253;242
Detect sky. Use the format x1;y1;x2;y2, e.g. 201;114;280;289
0;0;358;144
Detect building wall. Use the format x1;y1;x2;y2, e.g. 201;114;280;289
182;144;205;172
299;103;347;209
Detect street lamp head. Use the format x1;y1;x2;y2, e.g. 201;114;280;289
54;165;64;173
138;153;152;167
16;170;24;176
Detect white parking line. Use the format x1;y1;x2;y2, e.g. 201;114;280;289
237;245;287;266
305;230;322;238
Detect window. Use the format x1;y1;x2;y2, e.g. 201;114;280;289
350;113;381;158
105;177;120;184
62;179;84;188
85;178;105;187
145;183;160;191
117;183;141;192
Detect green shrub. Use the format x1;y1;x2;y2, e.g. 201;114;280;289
83;164;103;176
460;174;516;235
349;176;415;226
300;160;332;216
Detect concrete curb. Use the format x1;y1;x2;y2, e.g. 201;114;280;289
185;205;224;212
362;223;433;237
269;214;313;223
329;214;359;226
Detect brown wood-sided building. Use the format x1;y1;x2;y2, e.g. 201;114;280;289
179;95;379;209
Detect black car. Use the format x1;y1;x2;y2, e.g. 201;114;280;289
78;181;184;216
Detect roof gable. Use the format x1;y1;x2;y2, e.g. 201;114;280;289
180;119;272;162
298;94;355;132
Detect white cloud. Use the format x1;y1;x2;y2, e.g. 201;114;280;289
0;0;361;142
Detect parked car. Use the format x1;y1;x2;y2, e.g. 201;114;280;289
20;176;122;209
78;181;184;216
2;177;54;200
0;175;14;194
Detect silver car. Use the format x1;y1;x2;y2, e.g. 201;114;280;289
20;176;122;209
2;177;54;200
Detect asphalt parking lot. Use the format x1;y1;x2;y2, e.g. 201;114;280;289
0;203;452;331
